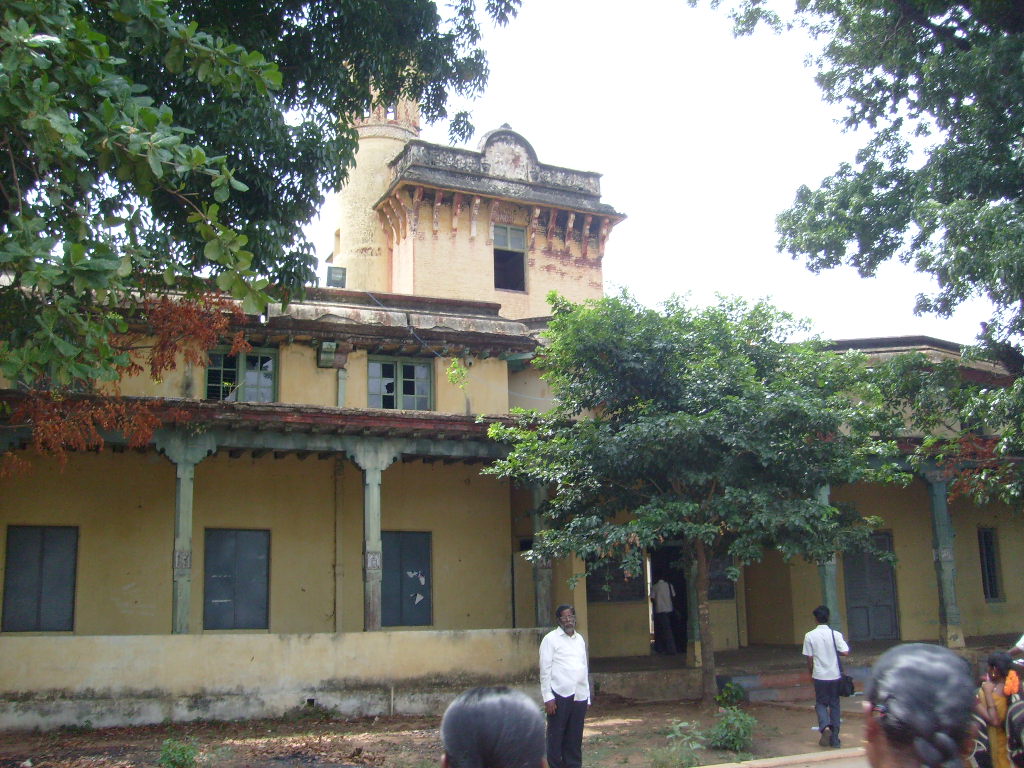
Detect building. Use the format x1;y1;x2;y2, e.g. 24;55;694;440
1;101;1021;729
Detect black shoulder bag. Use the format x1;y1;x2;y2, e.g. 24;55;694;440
832;629;855;697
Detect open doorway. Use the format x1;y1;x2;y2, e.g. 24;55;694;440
649;545;688;654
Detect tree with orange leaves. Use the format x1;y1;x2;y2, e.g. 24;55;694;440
0;0;519;470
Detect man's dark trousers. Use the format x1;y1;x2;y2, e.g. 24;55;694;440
653;612;677;654
813;678;841;745
547;692;588;768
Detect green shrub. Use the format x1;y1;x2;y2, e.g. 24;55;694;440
158;738;199;768
649;745;700;768
707;707;757;752
648;719;705;768
715;681;748;708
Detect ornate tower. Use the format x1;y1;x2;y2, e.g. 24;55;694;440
328;99;420;291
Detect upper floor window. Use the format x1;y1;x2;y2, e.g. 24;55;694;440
206;349;276;403
493;224;526;292
369;358;431;410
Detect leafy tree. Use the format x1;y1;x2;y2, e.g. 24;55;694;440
704;0;1024;500
716;1;1024;342
487;293;903;700
0;0;517;467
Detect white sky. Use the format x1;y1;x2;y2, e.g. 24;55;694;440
308;1;993;345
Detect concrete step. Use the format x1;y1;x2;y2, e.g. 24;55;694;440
722;666;871;704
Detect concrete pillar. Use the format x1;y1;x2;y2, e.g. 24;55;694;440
155;430;217;634
530;484;552;627
815;485;843;634
349;441;400;631
926;472;965;648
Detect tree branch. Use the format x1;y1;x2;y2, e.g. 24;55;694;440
891;0;972;51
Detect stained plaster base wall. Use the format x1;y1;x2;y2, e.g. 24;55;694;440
0;628;545;731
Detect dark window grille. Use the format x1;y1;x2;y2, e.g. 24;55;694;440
585;559;646;603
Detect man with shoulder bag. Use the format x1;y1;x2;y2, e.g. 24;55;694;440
802;605;851;748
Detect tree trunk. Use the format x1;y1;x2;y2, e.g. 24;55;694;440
694;538;717;702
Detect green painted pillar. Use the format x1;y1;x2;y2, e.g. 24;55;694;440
155;430;217;634
350;441;400;631
815;485;843;634
530;484;552;627
926;472;965;648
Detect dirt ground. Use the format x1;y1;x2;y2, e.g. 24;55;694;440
0;695;852;768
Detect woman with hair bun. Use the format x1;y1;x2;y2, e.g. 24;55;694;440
977;652;1020;768
864;643;978;768
441;686;547;768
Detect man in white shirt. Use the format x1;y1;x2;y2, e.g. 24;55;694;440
540;604;590;768
651;575;678;655
802;605;849;749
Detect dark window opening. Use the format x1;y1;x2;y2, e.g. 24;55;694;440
2;525;78;632
493;225;526;292
203;528;270;630
978;527;1002;601
585;558;646;603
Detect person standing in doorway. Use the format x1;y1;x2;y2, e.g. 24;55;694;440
802;605;849;748
651;573;678;655
540;604;590;768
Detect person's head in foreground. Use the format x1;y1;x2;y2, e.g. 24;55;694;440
864;643;977;768
441;686;547;768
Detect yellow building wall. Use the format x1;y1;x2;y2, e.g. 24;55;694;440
0;452;175;635
950;496;1024;637
433;356;509;415
710;599;740;650
191;453;337;634
0;628;546;727
338;459;366;633
509;487;538;627
788;557;828;643
378;460;514;630
550;554;588;639
344;350;370;409
588;600;650;658
509;366;554;412
748;560;792;642
115;349;199;399
399;200;603;320
279;344;337;406
512;548;536;628
832;481;936;641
